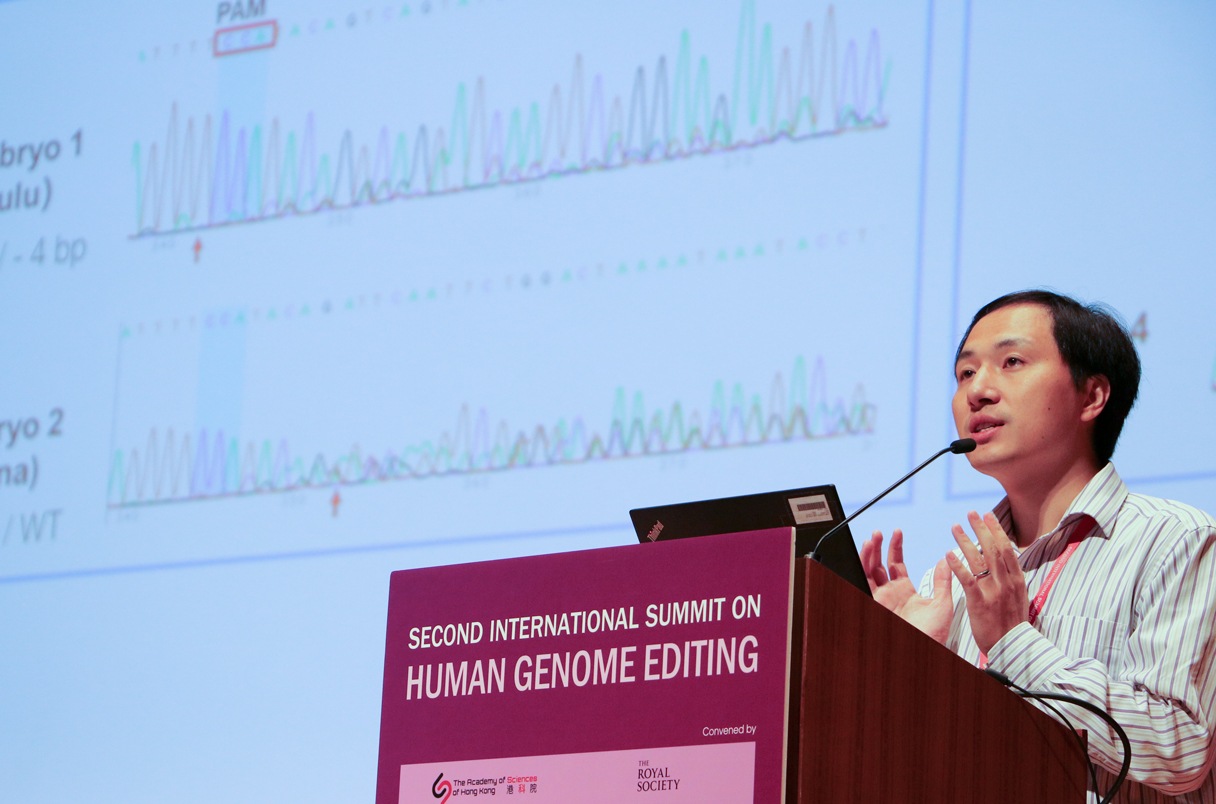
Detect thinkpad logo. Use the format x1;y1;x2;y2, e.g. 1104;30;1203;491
646;521;664;541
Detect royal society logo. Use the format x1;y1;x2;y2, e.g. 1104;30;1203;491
637;761;681;792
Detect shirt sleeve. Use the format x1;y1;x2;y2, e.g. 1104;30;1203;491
986;525;1216;795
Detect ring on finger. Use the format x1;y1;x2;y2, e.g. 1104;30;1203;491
973;569;992;579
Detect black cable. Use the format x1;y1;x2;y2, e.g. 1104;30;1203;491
1019;687;1098;797
1019;688;1132;804
987;671;1099;798
986;669;1132;804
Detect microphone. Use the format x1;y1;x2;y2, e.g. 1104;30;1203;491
808;438;976;561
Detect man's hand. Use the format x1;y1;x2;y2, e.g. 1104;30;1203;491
860;529;954;645
944;511;1029;655
860;529;915;609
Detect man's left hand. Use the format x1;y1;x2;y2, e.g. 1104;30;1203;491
944;511;1029;655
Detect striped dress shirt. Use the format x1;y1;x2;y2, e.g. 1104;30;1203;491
919;463;1216;802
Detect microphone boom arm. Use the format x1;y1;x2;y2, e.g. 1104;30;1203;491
808;438;976;560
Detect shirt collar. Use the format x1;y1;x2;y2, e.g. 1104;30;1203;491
991;462;1127;547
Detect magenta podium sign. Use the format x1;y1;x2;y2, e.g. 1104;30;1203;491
375;528;797;804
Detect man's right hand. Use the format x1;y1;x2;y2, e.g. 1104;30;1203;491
859;529;954;645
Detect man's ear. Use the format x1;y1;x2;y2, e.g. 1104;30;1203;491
1080;375;1110;423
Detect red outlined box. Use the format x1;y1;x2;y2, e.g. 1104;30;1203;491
213;20;278;57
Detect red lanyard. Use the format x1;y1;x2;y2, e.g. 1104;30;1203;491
978;515;1097;670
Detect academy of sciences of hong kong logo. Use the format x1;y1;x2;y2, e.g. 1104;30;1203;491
432;773;452;804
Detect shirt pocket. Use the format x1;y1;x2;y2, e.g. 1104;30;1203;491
1035;614;1127;670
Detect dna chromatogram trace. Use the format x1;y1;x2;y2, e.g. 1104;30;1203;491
106;356;876;508
131;3;890;236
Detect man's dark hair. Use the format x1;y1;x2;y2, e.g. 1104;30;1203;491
955;289;1140;463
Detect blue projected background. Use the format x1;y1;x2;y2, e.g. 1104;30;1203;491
0;1;1213;802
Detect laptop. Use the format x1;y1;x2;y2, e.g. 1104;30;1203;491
629;484;871;597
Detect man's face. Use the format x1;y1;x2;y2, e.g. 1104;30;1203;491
952;303;1091;479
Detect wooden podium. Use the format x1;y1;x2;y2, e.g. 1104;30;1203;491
786;557;1089;803
375;530;1088;804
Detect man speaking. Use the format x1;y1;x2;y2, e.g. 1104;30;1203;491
861;290;1216;802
